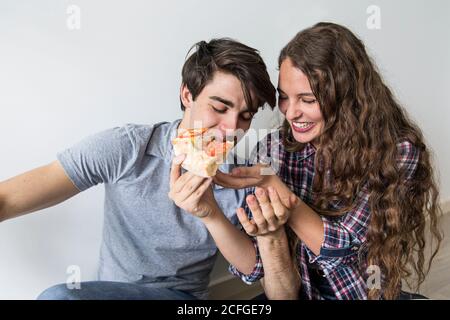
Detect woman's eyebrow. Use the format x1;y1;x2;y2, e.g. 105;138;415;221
298;92;315;97
277;87;314;97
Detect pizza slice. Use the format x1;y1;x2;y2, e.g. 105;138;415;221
171;128;234;177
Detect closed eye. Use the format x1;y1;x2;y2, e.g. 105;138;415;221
240;112;254;121
211;105;227;113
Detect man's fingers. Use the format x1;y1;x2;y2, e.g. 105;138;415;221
171;172;196;195
190;177;213;201
246;195;267;232
268;186;289;222
237;208;257;235
169;154;186;188
255;187;277;226
178;175;208;202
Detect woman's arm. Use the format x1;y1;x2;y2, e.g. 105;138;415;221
256;228;300;300
288;200;324;255
214;165;325;255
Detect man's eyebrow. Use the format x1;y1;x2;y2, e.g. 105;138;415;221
209;96;235;108
277;88;315;97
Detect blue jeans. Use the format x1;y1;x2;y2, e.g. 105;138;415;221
37;281;198;300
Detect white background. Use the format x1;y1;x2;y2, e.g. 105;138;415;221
0;0;449;299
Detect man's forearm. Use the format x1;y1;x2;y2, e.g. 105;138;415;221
0;193;5;223
257;229;300;300
201;207;257;275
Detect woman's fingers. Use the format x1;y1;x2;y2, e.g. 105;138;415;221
213;170;260;189
213;171;243;188
231;163;271;177
213;163;272;189
237;207;257;236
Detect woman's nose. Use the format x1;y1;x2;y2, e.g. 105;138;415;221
285;102;302;120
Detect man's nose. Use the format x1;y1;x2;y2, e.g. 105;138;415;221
219;115;239;133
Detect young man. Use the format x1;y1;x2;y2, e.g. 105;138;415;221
0;38;276;300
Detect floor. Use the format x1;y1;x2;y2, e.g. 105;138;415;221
406;212;450;299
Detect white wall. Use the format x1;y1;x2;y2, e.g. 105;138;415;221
0;0;449;299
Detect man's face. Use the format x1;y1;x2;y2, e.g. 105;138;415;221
180;71;256;140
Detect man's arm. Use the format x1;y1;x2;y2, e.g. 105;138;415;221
256;229;300;300
202;186;298;281
168;155;257;275
0;160;80;222
200;208;257;275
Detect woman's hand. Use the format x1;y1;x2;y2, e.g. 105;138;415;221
214;164;295;209
168;154;220;218
237;186;299;237
213;163;275;189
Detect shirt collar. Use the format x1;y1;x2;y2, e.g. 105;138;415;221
145;119;182;159
295;142;316;161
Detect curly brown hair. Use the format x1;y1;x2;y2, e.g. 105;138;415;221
279;22;443;299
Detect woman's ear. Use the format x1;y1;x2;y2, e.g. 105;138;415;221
180;84;193;110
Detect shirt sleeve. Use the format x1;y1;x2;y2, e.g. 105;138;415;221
228;186;265;284
56;125;140;191
228;235;265;284
304;140;420;272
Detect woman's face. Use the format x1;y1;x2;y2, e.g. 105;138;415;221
278;58;324;147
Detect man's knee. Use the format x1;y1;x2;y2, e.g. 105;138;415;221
37;283;81;300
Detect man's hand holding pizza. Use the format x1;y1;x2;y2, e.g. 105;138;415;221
168;154;220;218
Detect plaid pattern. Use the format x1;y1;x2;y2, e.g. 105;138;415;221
229;130;420;299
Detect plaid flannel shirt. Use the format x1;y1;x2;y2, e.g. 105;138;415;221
229;130;420;299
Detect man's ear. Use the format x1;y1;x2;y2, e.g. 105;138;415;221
180;84;193;109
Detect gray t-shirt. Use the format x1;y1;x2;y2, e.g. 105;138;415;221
56;119;245;299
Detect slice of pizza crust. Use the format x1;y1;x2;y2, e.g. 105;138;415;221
172;128;234;177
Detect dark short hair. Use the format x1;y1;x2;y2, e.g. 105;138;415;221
180;38;276;113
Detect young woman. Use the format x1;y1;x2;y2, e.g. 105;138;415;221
214;22;443;300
